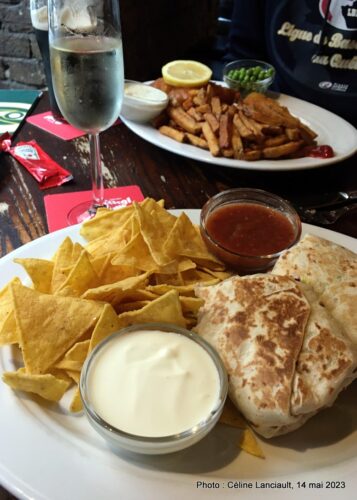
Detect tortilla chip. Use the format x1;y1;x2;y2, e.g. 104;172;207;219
91;254;138;285
201;267;233;281
85;219;133;258
11;282;103;374
80;204;135;241
55;339;90;371
69;386;83;412
239;429;265;459
48;368;74;385
184;317;198;329
178;258;197;273
82;272;151;306
0;278;21;346
51;237;75;292
89;303;120;351
66;370;80;384
219;398;247;429
56;251;99;297
163;212;222;268
2;367;70;402
153;273;185;286
14;258;54;293
116;290;186;329
71;242;86;262
179;296;204;315
181;268;220;286
134;201;176;266
117;300;151;313
0;310;19;346
110;232;158;271
146;284;196;297
88;254;109;278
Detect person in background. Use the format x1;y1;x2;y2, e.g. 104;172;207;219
225;0;357;126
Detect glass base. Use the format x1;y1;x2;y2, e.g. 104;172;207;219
67;200;96;225
67;198;131;225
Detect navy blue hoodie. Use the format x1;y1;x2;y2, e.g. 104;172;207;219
227;0;357;126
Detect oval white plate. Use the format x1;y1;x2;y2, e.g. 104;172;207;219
0;210;356;500
121;92;357;172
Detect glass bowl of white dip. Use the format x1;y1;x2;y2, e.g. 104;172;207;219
80;322;228;455
121;80;168;122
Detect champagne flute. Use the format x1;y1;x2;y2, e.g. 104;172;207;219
48;0;124;224
30;0;64;120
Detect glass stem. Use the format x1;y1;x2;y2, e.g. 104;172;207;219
89;132;105;210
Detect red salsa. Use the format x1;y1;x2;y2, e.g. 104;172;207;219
205;203;296;256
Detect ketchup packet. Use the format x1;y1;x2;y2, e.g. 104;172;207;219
0;132;11;149
1;135;73;189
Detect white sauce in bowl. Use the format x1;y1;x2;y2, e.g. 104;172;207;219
87;329;221;437
124;82;167;103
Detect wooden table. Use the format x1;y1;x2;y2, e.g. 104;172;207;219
0;93;356;499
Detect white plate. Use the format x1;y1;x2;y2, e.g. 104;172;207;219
0;210;356;500
121;93;357;172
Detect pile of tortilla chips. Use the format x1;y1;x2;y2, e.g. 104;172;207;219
0;199;230;408
0;198;263;457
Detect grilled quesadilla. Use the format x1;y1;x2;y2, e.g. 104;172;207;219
194;272;357;438
291;283;356;417
272;233;357;345
195;274;310;437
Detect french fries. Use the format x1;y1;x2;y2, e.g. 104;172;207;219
153;82;319;161
202;122;220;157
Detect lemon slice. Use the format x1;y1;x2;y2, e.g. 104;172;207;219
161;60;212;87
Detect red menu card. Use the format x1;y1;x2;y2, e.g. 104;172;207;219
44;185;145;232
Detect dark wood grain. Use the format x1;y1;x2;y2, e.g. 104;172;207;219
0;93;356;499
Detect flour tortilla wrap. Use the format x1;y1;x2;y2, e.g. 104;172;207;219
272;234;357;344
194;274;311;438
194;274;357;438
291;283;357;417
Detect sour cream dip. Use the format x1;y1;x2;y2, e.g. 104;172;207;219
84;328;222;438
124;82;167;103
121;82;168;122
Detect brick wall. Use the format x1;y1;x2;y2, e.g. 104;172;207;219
0;0;45;89
0;0;218;89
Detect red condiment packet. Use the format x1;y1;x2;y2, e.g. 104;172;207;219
0;132;11;149
1;136;73;189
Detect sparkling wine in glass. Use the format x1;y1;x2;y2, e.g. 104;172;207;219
48;0;124;224
30;0;64;120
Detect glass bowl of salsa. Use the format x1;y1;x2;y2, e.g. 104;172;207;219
200;188;302;274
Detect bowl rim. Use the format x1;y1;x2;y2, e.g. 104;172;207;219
80;322;228;445
200;188;302;262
